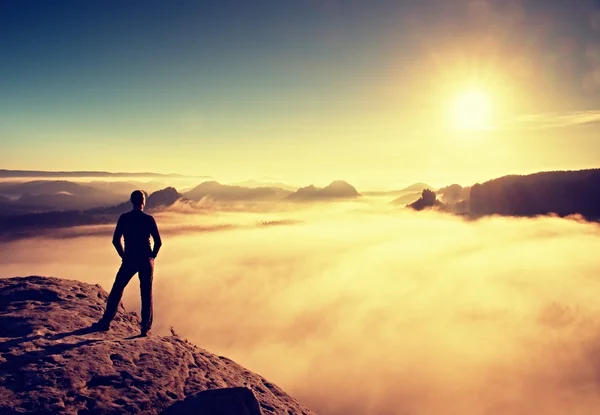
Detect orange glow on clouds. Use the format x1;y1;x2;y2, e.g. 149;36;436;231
2;202;600;414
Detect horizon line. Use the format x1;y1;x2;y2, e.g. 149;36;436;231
0;169;212;179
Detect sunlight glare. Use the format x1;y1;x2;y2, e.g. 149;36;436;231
451;89;493;131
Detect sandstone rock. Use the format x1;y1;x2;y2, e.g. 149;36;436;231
0;276;315;415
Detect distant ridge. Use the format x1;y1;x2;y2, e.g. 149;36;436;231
90;187;186;215
286;180;361;200
390;192;422;206
399;182;434;193
229;179;298;192
0;169;211;179
363;183;433;197
184;181;291;201
0;187;189;235
469;168;600;219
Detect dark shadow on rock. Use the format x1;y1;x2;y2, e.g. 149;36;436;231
160;387;263;415
0;316;35;338
0;324;110;352
49;325;100;341
125;334;145;340
0;334;44;351
0;406;23;415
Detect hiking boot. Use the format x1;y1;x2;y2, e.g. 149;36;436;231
91;320;110;332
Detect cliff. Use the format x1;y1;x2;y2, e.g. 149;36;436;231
0;276;315;415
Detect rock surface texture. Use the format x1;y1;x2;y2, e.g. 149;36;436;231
0;276;315;415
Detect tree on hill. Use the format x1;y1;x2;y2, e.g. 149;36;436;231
468;169;600;219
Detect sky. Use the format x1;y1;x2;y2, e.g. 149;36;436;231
2;0;600;189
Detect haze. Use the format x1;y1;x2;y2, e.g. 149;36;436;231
2;202;600;415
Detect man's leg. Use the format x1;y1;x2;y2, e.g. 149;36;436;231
138;258;154;334
98;261;137;327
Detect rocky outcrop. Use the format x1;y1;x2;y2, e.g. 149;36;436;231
145;187;184;209
285;185;321;200
407;189;444;211
91;187;185;215
0;276;315;415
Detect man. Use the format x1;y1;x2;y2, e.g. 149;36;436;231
93;190;162;336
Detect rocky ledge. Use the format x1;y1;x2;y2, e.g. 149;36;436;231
0;276;315;415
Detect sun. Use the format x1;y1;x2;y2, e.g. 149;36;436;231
450;89;493;131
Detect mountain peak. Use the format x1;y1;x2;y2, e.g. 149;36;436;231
286;180;360;200
319;180;361;197
146;187;183;209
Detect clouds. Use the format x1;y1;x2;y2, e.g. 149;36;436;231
503;110;600;130
2;205;600;414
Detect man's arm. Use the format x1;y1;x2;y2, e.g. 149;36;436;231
112;216;125;258
150;217;162;258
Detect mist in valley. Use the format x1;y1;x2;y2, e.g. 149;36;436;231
2;201;600;415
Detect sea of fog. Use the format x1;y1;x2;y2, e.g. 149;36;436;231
2;200;600;415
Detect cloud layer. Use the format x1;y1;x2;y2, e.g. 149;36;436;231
505;110;600;129
2;203;600;414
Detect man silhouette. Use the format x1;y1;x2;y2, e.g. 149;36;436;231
93;190;162;336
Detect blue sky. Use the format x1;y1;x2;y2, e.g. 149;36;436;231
2;0;600;187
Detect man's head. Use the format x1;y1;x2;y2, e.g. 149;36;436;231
130;190;146;210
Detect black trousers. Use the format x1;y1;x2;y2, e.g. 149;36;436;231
101;258;154;330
